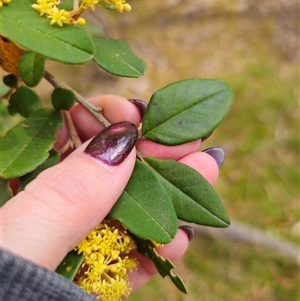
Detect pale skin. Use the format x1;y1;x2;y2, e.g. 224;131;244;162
0;95;219;295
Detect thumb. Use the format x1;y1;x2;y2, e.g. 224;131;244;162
1;122;137;270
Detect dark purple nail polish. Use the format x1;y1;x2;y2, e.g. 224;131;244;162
179;226;195;241
84;121;138;166
202;147;225;168
128;99;148;120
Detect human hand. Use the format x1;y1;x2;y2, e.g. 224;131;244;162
0;95;223;293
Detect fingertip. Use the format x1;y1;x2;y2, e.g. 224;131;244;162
136;139;201;160
70;95;142;142
178;225;195;242
89;95;142;126
53;112;69;151
157;228;190;260
71;103;104;141
179;152;219;186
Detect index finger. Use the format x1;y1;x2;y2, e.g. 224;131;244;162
71;95;142;142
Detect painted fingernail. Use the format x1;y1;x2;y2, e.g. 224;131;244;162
84;121;138;166
202;147;225;168
179;226;195;241
128;99;148;120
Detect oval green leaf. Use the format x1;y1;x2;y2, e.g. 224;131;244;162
0;109;62;179
15;86;42;118
1;82;10;98
19;149;59;190
0;1;94;64
142;78;234;145
19;52;46;87
93;37;146;78
7;92;18;115
108;160;177;243
0;178;13;207
144;157;230;227
52;87;76;110
3;74;18;88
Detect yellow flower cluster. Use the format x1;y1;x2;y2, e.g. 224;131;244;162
0;0;11;8
100;0;132;13
31;0;131;27
76;221;137;301
32;0;86;27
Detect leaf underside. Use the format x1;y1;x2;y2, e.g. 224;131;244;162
133;236;188;294
108;160;178;244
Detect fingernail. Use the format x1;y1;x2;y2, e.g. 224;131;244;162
84;121;138;166
202;147;225;168
128;99;148;120
179;226;195;241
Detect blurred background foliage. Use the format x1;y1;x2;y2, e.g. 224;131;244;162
1;0;299;300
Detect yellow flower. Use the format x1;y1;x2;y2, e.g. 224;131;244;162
0;0;11;8
81;0;99;11
31;0;132;27
32;0;59;16
47;6;69;27
76;221;137;301
100;0;131;13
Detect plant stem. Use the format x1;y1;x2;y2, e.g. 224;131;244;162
64;110;82;148
44;71;111;128
73;0;79;10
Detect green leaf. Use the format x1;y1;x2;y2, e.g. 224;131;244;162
0;1;94;64
108;160;177;243
19;149;60;190
59;0;74;10
84;22;104;37
0;178;13;206
51;87;76;110
19;52;46;87
15;86;42;118
142;78;234;145
0;83;10;99
3;74;18;88
93;37;146;78
144;157;230;227
7;92;18;115
0;109;62;179
56;250;84;281
133;236;187;294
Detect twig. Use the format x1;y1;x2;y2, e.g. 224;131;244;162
64;111;82;148
44;71;111;128
57;139;72;154
183;219;300;266
73;0;79;10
